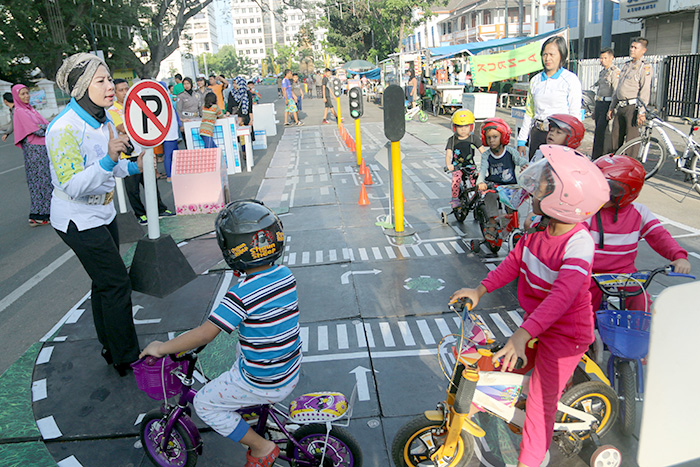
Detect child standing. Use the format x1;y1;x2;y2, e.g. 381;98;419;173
140;200;301;467
199;93;223;149
451;145;610;467
588;155;691;311
476;118;528;220
445;110;480;208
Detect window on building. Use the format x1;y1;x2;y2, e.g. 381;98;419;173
236;29;241;34
471;13;476;28
244;29;248;34
546;3;555;23
460;16;466;30
483;10;491;24
447;21;452;33
246;50;251;54
204;43;209;51
242;18;247;23
258;28;262;32
238;40;242;45
257;18;261;22
235;19;240;24
245;39;249;44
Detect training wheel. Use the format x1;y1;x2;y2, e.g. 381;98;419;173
590;445;621;467
440;211;448;225
470;240;481;253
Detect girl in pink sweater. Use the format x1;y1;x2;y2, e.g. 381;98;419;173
451;145;610;467
588;155;690;312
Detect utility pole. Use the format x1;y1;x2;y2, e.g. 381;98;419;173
578;0;587;60
519;0;524;36
505;0;509;38
601;0;613;48
530;0;537;37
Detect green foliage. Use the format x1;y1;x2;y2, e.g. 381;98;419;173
321;0;446;62
197;46;255;77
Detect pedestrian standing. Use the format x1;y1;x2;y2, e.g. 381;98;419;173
200;93;224;148
608;37;652;157
12;84;53;226
314;71;323;98
321;68;340;124
49;53;143;375
291;73;304;113
517;36;582;160
176;77;203;141
172;73;184;96
592;48;620;159
282;69;301;126
195;75;212;102
1;92;14;142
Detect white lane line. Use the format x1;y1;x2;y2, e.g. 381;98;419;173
320;186;330;196
372;247;382;260
300;327;309;352
337;324;349;349
57;456;83;467
379;322;396;347
398;321;416;346
315;250;323;263
355;322;367;348
37;415;63;439
135;413;145;426
32;379;47;401
0;165;24;176
36;347;54;365
508;310;524;326
437;243;451;255
364;322;376;347
65;308;85;324
416;319;436;345
384;246;397;259
0;250;75;314
41;292;91;342
301;349;438;363
424;244;438;256
317;326;329;351
288;252;297;265
689;252;700;260
490;313;514;337
486;263;497;271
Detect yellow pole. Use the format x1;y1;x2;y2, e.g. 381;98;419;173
355;118;362;165
391;141;404;232
336;96;342;132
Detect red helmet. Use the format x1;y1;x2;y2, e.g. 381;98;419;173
594;155;646;208
480;118;511;146
547;114;585;149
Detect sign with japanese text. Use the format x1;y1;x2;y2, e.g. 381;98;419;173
470;40;543;86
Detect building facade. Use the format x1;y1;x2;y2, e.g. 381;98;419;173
620;0;700;55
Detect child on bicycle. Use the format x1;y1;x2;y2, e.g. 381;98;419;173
476;118;528;223
140;200;301;467
445;109;481;208
588;155;691;311
451;145;610;467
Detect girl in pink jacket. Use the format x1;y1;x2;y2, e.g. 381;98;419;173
451;145;610;467
588;155;691;312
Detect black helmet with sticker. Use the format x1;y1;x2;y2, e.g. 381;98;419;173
215;200;284;273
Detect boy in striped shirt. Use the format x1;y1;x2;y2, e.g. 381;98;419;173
140;200;300;467
451;146;610;467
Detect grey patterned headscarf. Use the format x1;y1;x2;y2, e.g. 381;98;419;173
55;53;110;100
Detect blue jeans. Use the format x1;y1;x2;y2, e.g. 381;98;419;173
201;135;217;149
162;140;179;177
296;96;302;111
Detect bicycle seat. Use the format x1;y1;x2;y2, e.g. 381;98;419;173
289;392;349;423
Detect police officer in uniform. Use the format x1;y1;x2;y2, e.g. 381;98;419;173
592;48;619;159
607;38;652;157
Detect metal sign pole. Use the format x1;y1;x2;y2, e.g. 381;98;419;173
142;147;160;239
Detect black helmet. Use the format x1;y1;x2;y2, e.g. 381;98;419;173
215;200;284;273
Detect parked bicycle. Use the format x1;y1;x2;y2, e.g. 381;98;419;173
614;102;700;190
133;346;362;467
405;100;429;122
441;166;480;224
592;265;695;436
471;183;527;255
391;299;621;467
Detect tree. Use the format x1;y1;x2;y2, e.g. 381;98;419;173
0;0;223;82
196;46;255;77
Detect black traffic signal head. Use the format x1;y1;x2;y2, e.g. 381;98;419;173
348;86;363;119
332;78;342;98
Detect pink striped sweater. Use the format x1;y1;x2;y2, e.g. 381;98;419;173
481;224;595;344
585;203;687;274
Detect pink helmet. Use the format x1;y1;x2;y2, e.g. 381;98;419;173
519;145;610;223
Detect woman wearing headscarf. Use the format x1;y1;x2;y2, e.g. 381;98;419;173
12;84;54;226
47;53;144;376
176;77;203;147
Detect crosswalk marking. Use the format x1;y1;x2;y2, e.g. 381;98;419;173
490;313;513;337
329;249;337;261
417;320;436;345
435;318;452;338
437;243;451;255
398;245;409;258
384;246;396;259
288;252;297;265
508;310;524;326
318;326;329;351
337;324;349;349
411;245;424;257
316;250;323;263
358;248;369;261
355;322;367;348
450;241;465;254
301;327;309;352
425;244;438;256
379;322;396;347
372;247;382;260
302;252;310;264
398;321;416;346
364;322;376;347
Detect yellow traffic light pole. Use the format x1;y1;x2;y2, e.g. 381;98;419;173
355;118;362;166
391;141;404;232
336;96;342;132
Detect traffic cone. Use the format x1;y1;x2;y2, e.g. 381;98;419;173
358;183;370;205
359;158;366;175
403;192;406;203
363;166;373;185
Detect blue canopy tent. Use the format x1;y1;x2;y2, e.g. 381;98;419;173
347;67;381;80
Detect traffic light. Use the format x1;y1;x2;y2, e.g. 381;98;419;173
332;78;342;98
348;86;363;119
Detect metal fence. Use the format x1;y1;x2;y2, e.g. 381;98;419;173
661;54;700;119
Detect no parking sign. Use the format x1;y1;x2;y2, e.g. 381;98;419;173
123;80;173;148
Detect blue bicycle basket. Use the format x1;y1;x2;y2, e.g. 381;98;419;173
596;309;652;359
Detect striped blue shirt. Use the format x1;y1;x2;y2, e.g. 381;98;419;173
208;265;302;389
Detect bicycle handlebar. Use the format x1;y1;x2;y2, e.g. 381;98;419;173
592;265;696;298
170;344;207;363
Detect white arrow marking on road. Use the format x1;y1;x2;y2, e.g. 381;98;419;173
340;269;381;284
132;304;162;325
350;366;374;401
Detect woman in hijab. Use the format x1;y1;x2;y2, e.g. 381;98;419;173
175;77;202;146
12;84;54;226
47;53;144;376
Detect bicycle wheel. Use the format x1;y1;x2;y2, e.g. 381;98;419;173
475;205;500;254
616;360;637;436
419;111;429;122
287;424;363;467
688;152;700;194
141;409;198;467
614;136;666;180
557;381;619;439
391;415;474;467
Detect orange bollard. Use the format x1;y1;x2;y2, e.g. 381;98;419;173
358;183;370;205
403;192;406;203
363;166;373;185
359;158;366;175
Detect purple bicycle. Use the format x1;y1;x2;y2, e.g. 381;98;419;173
133;346;363;467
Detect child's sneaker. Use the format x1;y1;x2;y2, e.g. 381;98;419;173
138;215;148;225
159;210;175;218
322;119;330;124
245;445;280;467
450;199;460;209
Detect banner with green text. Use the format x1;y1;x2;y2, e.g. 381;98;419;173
470;40;543;86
